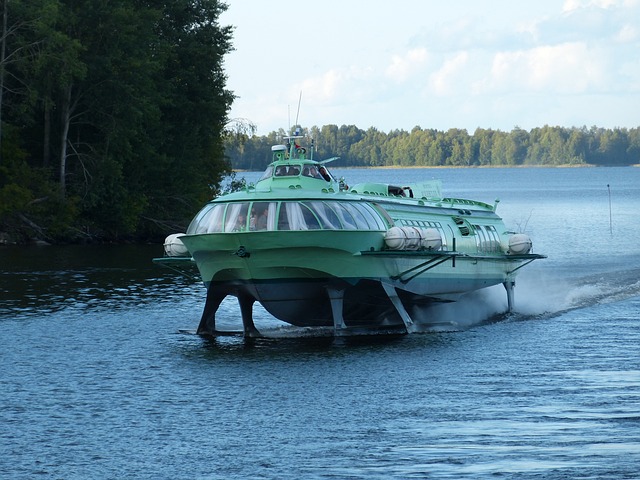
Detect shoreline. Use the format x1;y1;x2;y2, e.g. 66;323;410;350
5;163;638;246
234;163;639;172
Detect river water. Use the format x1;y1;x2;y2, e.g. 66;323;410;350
1;167;639;479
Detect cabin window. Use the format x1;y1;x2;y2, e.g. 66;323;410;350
341;203;370;229
278;202;323;230
473;224;501;253
187;204;213;234
257;166;273;182
474;224;487;252
331;203;357;229
301;204;321;229
224;203;249;232
277;204;291;230
484;225;501;252
282;201;385;231
302;165;322;179
251;202;277;231
288;165;300;176
274;165;301;177
319;166;333;182
484;225;502;251
304;201;341;229
429;222;449;249
187;203;226;234
188;200;389;233
358;203;389;230
369;203;395;228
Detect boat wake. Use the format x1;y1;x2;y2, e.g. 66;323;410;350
514;266;640;314
449;266;640;330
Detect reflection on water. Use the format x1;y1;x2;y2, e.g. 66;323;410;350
0;245;197;317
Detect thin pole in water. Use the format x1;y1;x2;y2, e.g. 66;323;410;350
607;184;612;235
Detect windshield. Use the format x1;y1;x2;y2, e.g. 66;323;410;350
186;200;388;234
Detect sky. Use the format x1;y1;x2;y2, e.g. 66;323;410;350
220;0;640;135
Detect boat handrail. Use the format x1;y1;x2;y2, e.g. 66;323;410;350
442;197;494;210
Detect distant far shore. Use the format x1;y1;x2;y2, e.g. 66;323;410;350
234;163;639;172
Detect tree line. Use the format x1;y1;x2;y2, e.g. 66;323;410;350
225;124;640;170
0;0;233;244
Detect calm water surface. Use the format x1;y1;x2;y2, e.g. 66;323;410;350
1;167;639;479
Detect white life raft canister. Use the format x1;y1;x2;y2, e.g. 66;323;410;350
384;226;442;251
508;233;533;255
164;233;189;257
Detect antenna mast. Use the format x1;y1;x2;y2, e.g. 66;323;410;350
294;91;302;131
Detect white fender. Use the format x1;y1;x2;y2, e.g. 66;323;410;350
508;233;532;255
164;233;189;257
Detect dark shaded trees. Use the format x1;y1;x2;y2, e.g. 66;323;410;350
0;0;233;242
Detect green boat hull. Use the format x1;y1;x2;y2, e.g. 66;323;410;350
172;230;540;329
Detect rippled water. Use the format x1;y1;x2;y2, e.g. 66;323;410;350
1;167;640;479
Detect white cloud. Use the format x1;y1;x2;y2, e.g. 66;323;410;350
294;66;378;107
385;48;430;83
428;52;471;96
563;0;629;11
619;58;640;90
615;24;638;42
300;69;342;103
484;42;607;94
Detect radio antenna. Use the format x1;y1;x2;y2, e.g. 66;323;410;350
294;91;302;130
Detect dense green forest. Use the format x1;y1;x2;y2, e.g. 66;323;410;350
226;124;640;170
0;0;233;244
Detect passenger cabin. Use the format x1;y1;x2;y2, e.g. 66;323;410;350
184;136;512;257
256;143;336;187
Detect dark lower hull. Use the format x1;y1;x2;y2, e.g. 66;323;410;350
199;276;459;336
